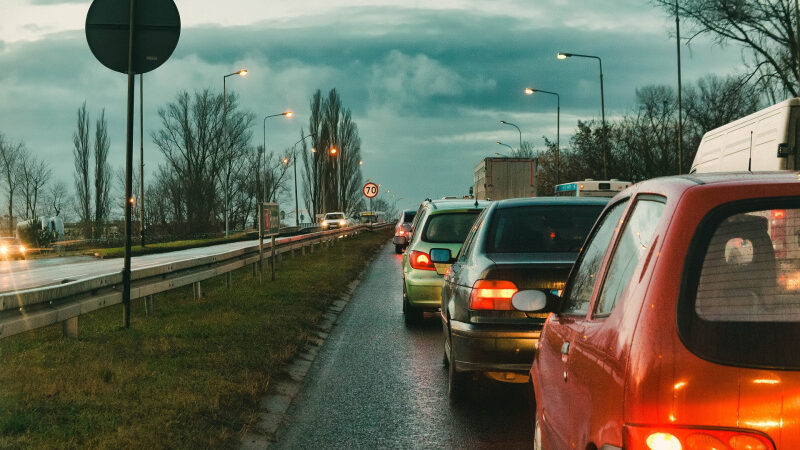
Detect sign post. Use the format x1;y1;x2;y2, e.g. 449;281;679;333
258;202;280;281
362;182;378;228
85;0;181;328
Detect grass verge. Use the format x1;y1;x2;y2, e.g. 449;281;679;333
0;229;392;449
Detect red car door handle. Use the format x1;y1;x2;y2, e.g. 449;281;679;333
561;341;570;355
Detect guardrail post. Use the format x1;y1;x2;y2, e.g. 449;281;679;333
145;295;155;316
62;317;78;338
193;282;202;299
226;272;232;288
270;235;276;281
301;244;306;255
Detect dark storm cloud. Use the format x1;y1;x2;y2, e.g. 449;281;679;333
0;5;743;211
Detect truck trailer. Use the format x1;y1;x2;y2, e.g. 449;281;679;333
473;157;537;201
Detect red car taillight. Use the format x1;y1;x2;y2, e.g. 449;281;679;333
469;280;518;310
624;424;774;450
396;229;405;236
408;250;435;271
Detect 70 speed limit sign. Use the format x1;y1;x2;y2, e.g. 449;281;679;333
362;182;379;198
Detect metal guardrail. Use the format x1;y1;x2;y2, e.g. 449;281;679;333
0;223;393;340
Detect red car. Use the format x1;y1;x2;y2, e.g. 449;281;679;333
525;173;800;450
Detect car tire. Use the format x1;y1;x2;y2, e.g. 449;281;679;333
402;284;422;326
394;244;403;254
447;339;468;401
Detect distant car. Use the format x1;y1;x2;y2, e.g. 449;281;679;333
321;212;347;229
393;209;417;254
528;173;800;450
0;237;26;260
434;197;607;400
401;199;489;325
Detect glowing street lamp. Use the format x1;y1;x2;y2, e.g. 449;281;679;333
222;68;248;238
524;87;560;184
557;51;607;178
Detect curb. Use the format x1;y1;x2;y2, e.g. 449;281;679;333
239;247;382;449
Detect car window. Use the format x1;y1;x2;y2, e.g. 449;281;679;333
457;208;489;262
403;211;416;223
595;198;664;316
561;200;629;316
680;205;800;369
325;213;344;220
422;211;481;243
485;204;604;254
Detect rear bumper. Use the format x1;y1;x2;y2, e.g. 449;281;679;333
404;271;443;309
449;319;540;372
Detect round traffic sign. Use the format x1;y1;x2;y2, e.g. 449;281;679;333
363;182;379;199
86;0;181;74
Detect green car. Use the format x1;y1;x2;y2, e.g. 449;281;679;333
402;199;489;325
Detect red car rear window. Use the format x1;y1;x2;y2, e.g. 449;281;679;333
679;200;800;369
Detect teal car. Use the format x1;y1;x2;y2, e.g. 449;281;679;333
402;199;489;325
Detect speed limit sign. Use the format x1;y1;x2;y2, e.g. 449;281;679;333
362;182;379;198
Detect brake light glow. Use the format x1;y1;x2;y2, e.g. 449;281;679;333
625;425;774;450
645;433;681;450
397;230;405;236
408;250;435;271
772;210;785;219
469;280;518;310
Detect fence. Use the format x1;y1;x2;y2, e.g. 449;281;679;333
0;223;392;340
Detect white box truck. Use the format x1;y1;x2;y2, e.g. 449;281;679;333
691;98;800;173
473;157;537;200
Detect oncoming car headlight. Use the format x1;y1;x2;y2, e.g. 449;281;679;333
338;219;346;226
321;220;329;227
0;245;7;255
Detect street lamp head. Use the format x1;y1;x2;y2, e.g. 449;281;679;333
283;111;293;118
238;69;248;76
329;146;338;155
499;120;507;124
282;157;289;164
524;87;535;95
311;147;317;153
495;141;502;145
359;160;363;165
556;52;571;60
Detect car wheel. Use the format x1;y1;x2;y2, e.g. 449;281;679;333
447;340;468;401
403;284;422;326
394;244;403;254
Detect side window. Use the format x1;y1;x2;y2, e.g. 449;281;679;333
562;200;629;315
410;208;427;237
595;198;665;316
458;208;488;262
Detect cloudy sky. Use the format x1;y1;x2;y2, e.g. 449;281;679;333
2;0;745;215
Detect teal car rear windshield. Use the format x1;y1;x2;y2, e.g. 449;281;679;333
422;211;481;243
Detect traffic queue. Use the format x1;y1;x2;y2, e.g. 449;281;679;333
393;99;800;450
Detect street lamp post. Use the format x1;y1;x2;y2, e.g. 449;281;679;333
524;87;560;184
222;69;248;238
260;110;293;205
499;120;522;151
496;141;515;154
287;133;313;227
557;52;607;178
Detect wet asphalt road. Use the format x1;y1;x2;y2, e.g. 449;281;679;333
274;243;533;449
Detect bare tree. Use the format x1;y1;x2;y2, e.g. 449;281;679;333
73;102;92;238
152;89;253;236
0;133;23;235
44;180;70;219
655;0;800;98
18;151;52;220
94;109;111;238
302;89;364;217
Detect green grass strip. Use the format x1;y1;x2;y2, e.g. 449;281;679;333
0;229;392;449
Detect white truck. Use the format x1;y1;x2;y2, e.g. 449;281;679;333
691;98;800;173
473;157;537;200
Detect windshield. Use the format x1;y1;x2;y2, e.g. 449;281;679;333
325;213;344;220
485;205;604;253
422;211;481;243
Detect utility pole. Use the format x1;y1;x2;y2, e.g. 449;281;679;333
676;0;684;174
140;73;145;246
